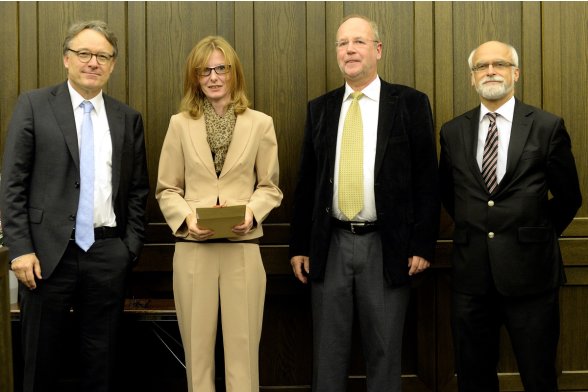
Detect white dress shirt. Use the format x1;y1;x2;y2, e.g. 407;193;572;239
332;77;380;222
476;96;515;184
68;81;116;228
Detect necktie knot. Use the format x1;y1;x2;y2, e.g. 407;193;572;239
487;112;497;123
81;100;94;114
351;91;363;101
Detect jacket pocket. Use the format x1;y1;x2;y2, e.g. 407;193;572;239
520;150;542;161
453;227;469;244
518;227;552;243
28;207;43;223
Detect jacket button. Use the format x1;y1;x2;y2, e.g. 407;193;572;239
488;200;494;207
69;215;76;221
75;181;80;188
488;232;495;239
325;207;330;213
329;178;333;184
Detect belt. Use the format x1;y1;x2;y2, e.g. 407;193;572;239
71;226;119;240
331;218;378;234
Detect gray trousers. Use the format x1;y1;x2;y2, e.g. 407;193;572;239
311;228;410;392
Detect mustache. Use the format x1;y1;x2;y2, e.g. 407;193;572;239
481;76;505;83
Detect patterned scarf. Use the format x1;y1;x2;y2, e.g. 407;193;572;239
203;99;236;176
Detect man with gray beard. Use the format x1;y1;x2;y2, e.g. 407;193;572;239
439;41;581;392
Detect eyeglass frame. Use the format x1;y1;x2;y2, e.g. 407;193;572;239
471;61;516;73
66;48;115;65
197;64;232;77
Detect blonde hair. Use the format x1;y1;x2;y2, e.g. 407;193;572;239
339;14;381;42
180;36;249;118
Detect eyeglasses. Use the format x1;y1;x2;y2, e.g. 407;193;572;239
335;39;379;49
471;61;515;72
67;48;114;65
198;64;231;77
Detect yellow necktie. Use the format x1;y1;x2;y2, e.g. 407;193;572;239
339;92;364;220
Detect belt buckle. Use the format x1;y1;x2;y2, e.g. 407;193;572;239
350;222;365;234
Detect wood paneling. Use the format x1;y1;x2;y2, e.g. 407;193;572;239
0;2;18;151
1;2;587;391
543;2;588;218
253;2;307;222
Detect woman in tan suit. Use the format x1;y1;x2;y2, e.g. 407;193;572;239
156;36;282;392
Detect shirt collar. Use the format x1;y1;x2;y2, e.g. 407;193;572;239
479;95;515;123
344;76;381;102
67;80;105;115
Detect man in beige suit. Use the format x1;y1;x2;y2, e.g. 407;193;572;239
156;36;282;392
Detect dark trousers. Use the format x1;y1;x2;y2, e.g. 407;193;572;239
19;238;131;392
452;287;560;392
311;228;410;392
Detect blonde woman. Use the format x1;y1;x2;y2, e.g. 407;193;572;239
156;36;282;392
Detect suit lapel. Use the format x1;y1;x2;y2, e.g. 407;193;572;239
49;82;80;168
500;99;533;190
188;116;217;177
104;95;125;198
462;106;489;192
374;81;398;178
220;112;252;178
326;88;345;169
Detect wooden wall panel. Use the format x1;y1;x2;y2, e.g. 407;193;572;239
1;2;587;391
0;2;18;154
144;2;218;221
18;2;38;94
451;2;524;116
544;3;588;218
253;2;307;223
520;2;542;108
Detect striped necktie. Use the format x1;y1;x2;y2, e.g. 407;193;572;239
338;92;364;220
482;112;499;193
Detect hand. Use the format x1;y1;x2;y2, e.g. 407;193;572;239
232;207;255;236
408;255;430;276
185;213;214;240
11;253;42;290
290;255;310;284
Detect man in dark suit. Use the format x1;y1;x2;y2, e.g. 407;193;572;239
289;15;439;392
439;40;582;392
1;20;149;392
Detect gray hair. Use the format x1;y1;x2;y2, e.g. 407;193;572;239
63;20;118;59
468;42;519;69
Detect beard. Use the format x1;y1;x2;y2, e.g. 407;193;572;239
475;75;514;101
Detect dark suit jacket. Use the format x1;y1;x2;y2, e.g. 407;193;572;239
439;99;582;296
289;79;440;287
1;81;149;279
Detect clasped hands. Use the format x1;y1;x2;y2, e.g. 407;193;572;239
185;205;254;240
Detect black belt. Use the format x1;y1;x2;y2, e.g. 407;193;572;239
71;226;119;240
332;218;378;234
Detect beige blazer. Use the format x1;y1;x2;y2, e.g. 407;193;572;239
156;108;282;240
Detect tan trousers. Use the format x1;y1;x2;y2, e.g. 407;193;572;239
173;242;266;392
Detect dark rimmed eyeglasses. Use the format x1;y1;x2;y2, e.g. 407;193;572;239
67;48;114;65
197;64;231;77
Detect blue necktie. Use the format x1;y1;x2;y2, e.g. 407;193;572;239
76;101;95;251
